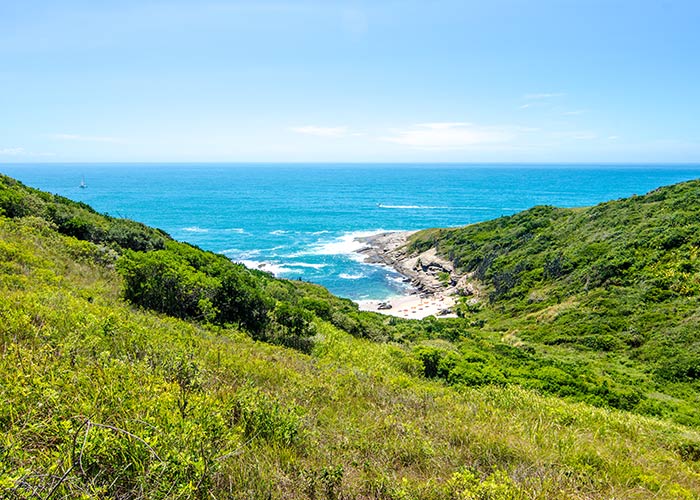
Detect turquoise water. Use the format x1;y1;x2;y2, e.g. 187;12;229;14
3;163;700;300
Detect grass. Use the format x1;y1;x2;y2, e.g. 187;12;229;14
1;214;700;498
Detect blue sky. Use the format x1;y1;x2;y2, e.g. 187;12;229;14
1;0;699;163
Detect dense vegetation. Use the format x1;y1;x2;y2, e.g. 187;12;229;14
1;173;699;498
409;181;700;426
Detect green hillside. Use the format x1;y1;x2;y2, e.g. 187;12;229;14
1;174;699;499
409;180;700;425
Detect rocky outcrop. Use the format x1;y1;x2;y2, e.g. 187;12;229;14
357;231;480;299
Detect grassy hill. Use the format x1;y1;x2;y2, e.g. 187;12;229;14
408;180;700;427
1;174;699;499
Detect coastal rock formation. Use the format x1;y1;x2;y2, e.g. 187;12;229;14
357;231;478;299
455;275;476;296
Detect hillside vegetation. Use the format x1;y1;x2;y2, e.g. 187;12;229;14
409;180;700;425
1;173;700;499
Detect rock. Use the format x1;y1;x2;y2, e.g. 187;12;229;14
456;276;475;296
355;231;480;305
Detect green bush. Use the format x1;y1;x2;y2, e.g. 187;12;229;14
214;266;272;334
117;250;220;320
413;345;445;378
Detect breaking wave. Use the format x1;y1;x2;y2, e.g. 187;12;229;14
339;272;366;280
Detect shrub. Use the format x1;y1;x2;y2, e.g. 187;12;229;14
117;251;219;320
413;345;445;378
214;266;272;334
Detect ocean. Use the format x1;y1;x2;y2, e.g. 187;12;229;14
3;163;700;300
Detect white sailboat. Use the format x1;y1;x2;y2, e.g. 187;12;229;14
79;177;87;189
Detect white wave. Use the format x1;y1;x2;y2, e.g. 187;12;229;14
378;204;449;209
288;262;327;269
270;229;288;235
238;249;262;259
220;248;261;259
387;274;410;285
186;226;247;234
222;246;289;259
239;260;294;276
266;245;287;253
339;272;366;280
310;230;330;235
296;229;392;258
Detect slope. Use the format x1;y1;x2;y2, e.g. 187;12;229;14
408;180;700;425
1;174;699;498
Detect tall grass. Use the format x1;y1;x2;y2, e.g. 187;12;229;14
1;197;700;498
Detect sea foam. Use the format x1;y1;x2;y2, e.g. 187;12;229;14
288;262;327;269
239;260;294;276
297;230;393;260
378;204;448;209
339;272;366;280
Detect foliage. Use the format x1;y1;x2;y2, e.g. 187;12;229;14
408;180;700;425
2;174;700;497
0;174;166;252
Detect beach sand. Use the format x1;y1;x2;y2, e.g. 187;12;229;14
356;294;457;319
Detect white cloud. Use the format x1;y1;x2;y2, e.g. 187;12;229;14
414;122;470;130
0;147;25;155
290;126;349;138
563;110;587;116
381;122;513;150
0;147;55;157
51;133;123;143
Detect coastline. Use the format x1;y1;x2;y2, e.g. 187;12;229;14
353;231;476;319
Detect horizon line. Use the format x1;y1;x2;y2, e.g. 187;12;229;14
3;161;700;167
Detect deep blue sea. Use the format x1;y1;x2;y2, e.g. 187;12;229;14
3;163;700;300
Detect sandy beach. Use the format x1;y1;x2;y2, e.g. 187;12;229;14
356;294;457;319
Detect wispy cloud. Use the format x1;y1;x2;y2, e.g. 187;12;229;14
50;133;123;143
290;126;350;138
562;110;587;116
0;147;55;157
519;92;566;110
381;122;513;150
0;147;26;155
524;92;566;100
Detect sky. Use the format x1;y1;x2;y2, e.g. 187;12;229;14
1;0;699;163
